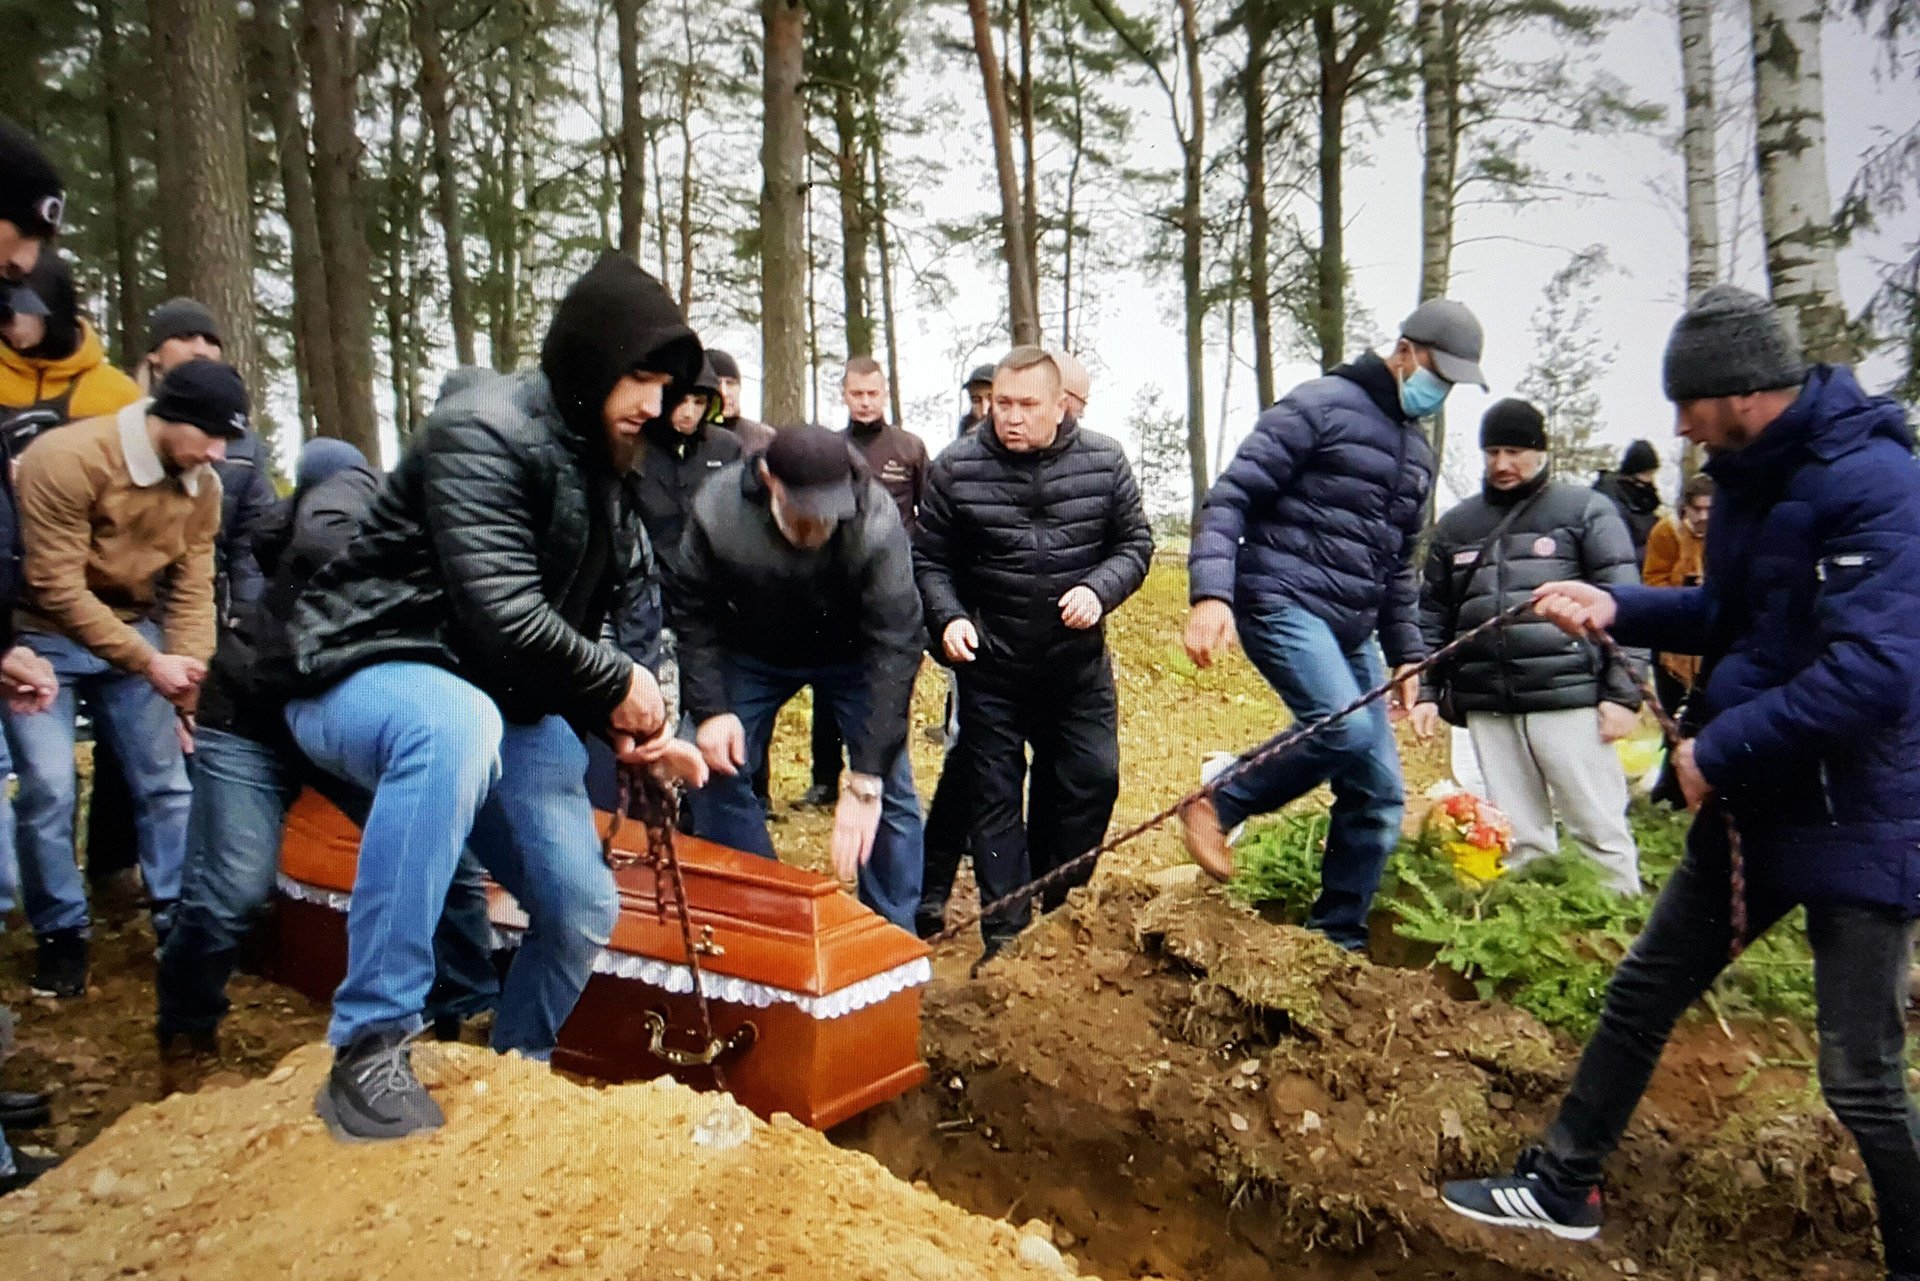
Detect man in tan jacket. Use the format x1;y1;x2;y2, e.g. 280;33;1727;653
6;358;239;998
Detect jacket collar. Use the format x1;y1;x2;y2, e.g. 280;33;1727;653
978;414;1079;462
1330;350;1414;426
1705;365;1910;489
118;399;207;497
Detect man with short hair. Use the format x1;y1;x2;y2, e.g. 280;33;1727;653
1050;349;1092;420
673;424;926;929
1180;300;1482;951
1411;398;1644;894
1592;439;1663;567
0;118;63;283
7;359;243;997
275;253;705;1141
707;348;775;453
914;346;1152;959
959;364;995;437
1443;287;1920;1270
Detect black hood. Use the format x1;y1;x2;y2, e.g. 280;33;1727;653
539;251;702;451
12;250;79;362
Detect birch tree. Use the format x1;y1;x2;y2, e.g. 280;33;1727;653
1679;0;1722;300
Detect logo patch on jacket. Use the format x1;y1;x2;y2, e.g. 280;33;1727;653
1530;536;1556;557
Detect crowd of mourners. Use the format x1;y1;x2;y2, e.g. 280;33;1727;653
6;111;1920;1281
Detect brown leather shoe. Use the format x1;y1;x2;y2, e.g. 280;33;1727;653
1179;794;1235;882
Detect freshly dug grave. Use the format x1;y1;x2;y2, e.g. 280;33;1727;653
4;1042;1114;1281
847;874;1877;1281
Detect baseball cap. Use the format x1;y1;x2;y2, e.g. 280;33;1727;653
963;363;996;390
763;423;859;523
1400;299;1488;389
150;358;250;440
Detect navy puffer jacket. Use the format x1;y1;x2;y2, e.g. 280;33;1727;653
1189;352;1434;663
1608;366;1920;912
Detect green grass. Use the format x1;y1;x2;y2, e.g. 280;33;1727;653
1228;802;1817;1037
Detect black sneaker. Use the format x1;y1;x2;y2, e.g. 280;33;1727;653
314;1027;444;1143
797;782;839;809
0;1091;51;1130
157;1028;220;1061
30;929;88;999
1441;1151;1603;1241
0;1147;60;1196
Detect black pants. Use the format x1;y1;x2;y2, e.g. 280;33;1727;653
809;691;843;791
84;733;140;885
954;658;1120;948
1537;818;1920;1274
917;747;970;937
1646;666;1692;808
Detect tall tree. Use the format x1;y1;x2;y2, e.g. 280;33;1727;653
1749;0;1856;361
1679;0;1722;301
148;0;260;391
966;0;1042;345
1239;0;1284;408
761;0;809;423
93;0;145;364
410;0;478;366
1416;0;1458;304
1309;1;1400;372
614;0;648;262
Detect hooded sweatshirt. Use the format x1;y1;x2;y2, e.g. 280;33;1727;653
0;255;140;444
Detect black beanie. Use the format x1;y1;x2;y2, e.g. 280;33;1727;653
706;348;741;380
1619;439;1659;475
540;251;702;442
146;297;223;353
0;117;63;240
150;358;250;439
1479;398;1548;451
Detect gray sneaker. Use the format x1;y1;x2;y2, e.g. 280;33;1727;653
314;1027;444;1142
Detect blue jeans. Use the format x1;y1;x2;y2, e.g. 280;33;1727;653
154;726;499;1038
0;733;16;923
286;662;616;1057
3;625;191;937
1212;602;1404;950
684;654;923;930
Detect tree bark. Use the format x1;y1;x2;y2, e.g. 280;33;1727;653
1016;0;1040;287
148;0;260;391
301;0;380;454
832;87;874;358
1242;2;1277;408
1313;6;1348;374
1678;0;1720;302
1417;0;1459;303
614;0;647;262
760;0;809;424
254;0;340;440
1748;0;1854;362
95;0;144;364
869;125;903;425
410;0;478;366
1177;0;1208;516
965;0;1041;345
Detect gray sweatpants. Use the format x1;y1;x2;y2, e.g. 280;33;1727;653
1465;707;1640;894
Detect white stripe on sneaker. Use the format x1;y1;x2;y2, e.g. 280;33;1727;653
1515;1187;1552;1223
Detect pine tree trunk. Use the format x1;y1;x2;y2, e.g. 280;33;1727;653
1059;4;1086;349
1313;6;1347;373
1748;0;1854;362
760;0;809;424
1417;0;1458;303
147;28;190;302
832;88;874;359
1178;0;1208;517
95;0;144;364
148;0;260;391
1242;4;1277;409
384;76;415;446
615;0;647;262
301;0;380;455
1016;0;1040;289
410;0;478;366
870;128;904;426
966;0;1040;346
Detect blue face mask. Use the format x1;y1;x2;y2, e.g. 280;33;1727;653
1398;365;1451;419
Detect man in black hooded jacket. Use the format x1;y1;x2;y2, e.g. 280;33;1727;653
273;252;706;1142
914;346;1153;958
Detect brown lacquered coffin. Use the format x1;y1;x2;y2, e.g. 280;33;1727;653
272;789;931;1129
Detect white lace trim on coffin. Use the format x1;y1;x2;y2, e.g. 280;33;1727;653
274;873;932;1022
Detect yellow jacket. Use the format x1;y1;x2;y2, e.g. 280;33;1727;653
0;321;142;426
1642;515;1704;687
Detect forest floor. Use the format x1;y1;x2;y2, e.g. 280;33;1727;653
0;559;1879;1279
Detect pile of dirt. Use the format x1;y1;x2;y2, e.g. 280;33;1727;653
849;873;1874;1281
3;1042;1116;1281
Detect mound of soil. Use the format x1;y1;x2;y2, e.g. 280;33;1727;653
848;873;1875;1281
4;1042;1114;1281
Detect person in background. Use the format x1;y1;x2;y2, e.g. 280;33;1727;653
913;346;1152;961
707;348;774;453
1443;286;1920;1272
804;357;928;810
1180;299;1479;951
0;252;141;450
1051;349;1092;421
1593;439;1663;568
0;117;63;284
1411;399;1644;894
1642;471;1715;808
634;356;737;556
6;359;239;999
674;424;926;930
959;364;995;438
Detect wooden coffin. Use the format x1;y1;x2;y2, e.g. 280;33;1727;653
272;789;931;1129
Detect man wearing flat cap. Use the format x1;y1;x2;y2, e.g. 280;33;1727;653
1445;287;1920;1268
672;423;926;930
5;358;243;999
1181;298;1486;952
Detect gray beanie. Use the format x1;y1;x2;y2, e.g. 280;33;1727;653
1662;285;1806;403
145;296;223;353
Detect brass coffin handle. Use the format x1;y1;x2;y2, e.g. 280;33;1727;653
642;1010;757;1067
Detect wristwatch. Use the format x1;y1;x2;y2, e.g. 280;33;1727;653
846;774;884;803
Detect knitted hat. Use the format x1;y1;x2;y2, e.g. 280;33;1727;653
145;297;223;353
0;117;63;241
150;358;250;439
1661;285;1807;402
1619;439;1659;476
707;348;741;380
964;363;996;390
1479;399;1547;451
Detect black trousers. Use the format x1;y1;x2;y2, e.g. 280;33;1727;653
809;692;843;791
84;733;140;885
949;657;1120;947
1537;819;1920;1274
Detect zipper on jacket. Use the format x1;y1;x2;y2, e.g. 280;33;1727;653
1818;758;1836;823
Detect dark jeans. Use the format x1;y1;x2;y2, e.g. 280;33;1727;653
917;753;970;938
84;732;138;884
1536;819;1920;1274
810;693;843;791
953;658;1119;948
